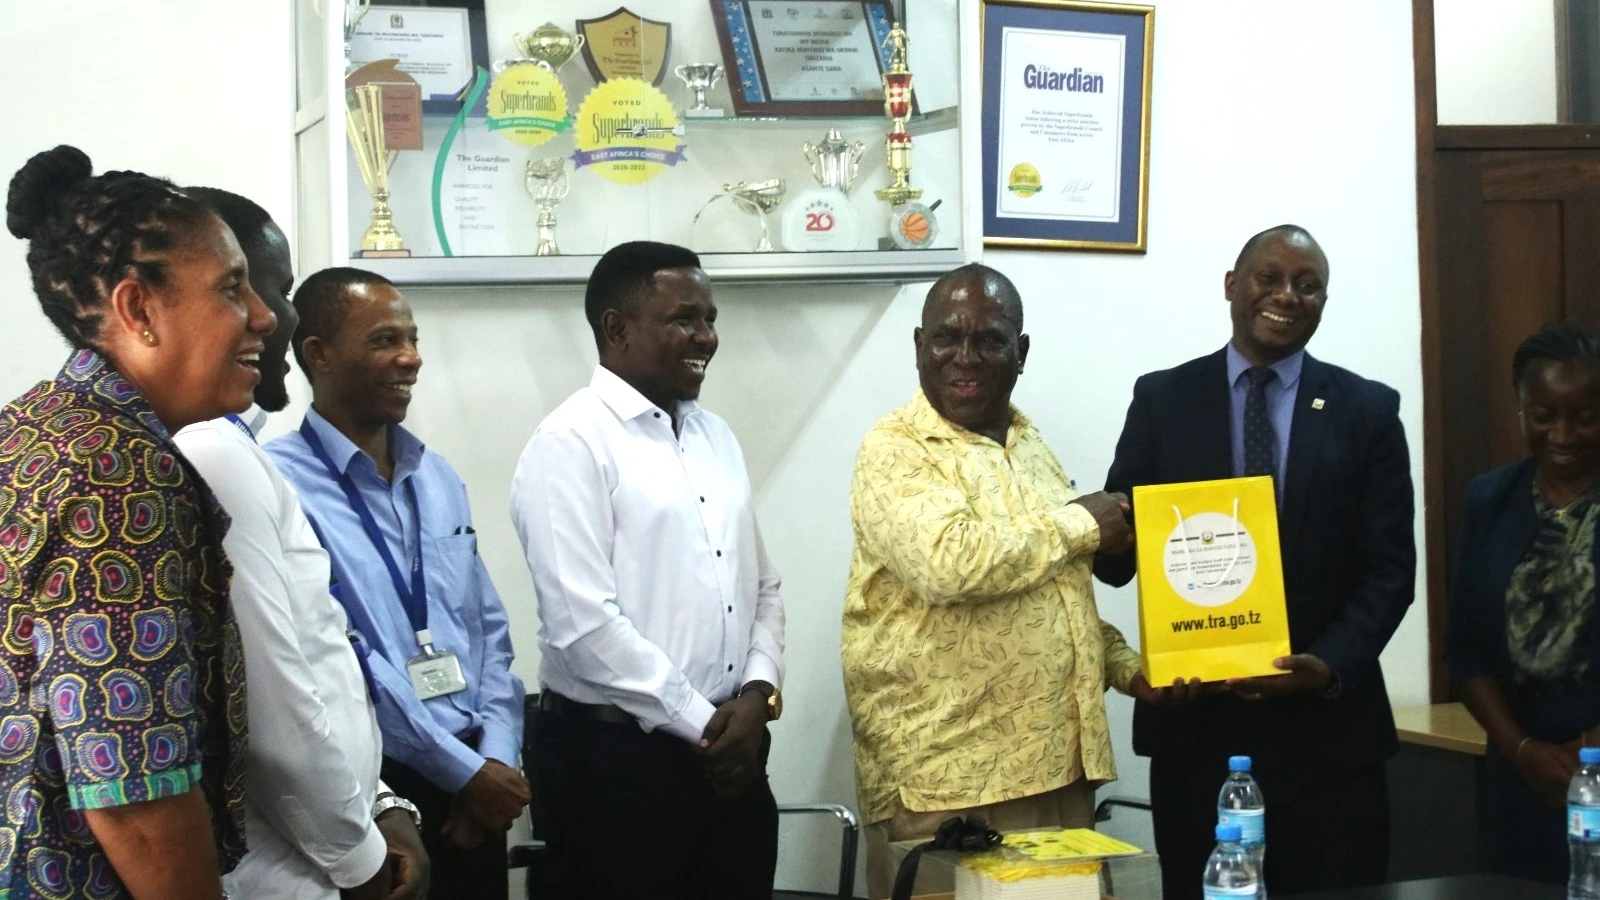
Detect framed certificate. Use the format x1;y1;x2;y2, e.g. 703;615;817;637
710;0;902;117
350;2;490;115
980;0;1154;252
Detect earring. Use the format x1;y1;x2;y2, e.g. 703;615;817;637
142;330;156;346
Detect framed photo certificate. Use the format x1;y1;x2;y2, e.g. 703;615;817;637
349;2;490;116
709;0;903;117
980;1;1153;252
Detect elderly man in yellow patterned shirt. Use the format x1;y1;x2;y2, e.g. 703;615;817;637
843;264;1172;898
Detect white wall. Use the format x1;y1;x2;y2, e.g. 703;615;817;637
0;1;1424;896
0;0;295;398
1436;0;1559;124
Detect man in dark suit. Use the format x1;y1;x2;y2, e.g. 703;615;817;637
1095;224;1416;899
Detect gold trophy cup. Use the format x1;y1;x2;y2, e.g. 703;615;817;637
345;83;408;256
514;22;585;72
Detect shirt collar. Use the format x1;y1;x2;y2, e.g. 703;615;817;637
218;405;267;442
1226;342;1304;391
590;364;700;424
225;404;269;442
906;389;1030;445
304;405;426;480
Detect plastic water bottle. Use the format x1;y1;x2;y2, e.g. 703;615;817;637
1203;822;1259;899
1218;755;1266;899
1570;747;1600;900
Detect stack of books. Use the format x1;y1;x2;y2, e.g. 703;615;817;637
953;829;1143;900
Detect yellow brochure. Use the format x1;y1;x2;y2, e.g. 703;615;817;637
1132;476;1291;684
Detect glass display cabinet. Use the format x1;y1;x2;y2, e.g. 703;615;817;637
293;0;977;284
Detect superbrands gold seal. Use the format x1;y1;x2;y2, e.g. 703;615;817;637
572;78;684;185
487;64;570;147
1007;162;1042;197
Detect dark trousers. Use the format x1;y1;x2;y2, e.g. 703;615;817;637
1150;746;1389;900
1484;745;1568;884
531;705;779;900
381;756;509;900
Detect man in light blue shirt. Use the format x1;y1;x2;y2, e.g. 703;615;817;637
266;267;528;900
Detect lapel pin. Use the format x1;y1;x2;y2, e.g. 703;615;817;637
1312;398;1326;410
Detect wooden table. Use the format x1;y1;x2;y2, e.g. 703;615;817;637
1392;702;1487;755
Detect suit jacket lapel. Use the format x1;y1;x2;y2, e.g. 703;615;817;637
1280;354;1331;546
1195;348;1233;480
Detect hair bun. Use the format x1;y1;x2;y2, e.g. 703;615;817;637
6;145;93;241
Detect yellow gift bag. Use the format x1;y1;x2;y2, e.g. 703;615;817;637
1132;476;1291;684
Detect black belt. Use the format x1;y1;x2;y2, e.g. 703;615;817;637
537;690;636;726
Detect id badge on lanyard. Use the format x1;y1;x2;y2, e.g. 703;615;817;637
408;628;468;700
301;418;469;702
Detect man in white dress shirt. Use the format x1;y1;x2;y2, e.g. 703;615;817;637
173;188;428;900
511;240;786;900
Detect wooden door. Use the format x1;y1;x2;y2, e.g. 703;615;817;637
1427;139;1600;697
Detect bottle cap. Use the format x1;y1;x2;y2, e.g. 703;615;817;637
1228;755;1252;773
1582;747;1600;766
1216;822;1243;842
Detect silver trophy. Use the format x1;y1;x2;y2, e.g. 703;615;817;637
725;179;786;252
315;0;373;73
674;63;725;117
803;128;869;195
524;157;571;256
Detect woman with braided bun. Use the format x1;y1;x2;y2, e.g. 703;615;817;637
0;145;275;899
1447;322;1600;884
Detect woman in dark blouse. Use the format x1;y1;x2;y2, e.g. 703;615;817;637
0;146;275;899
1446;322;1600;883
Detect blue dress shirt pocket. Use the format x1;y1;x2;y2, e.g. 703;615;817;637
429;532;483;646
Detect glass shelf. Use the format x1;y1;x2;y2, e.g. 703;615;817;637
679;106;958;137
356;247;965;287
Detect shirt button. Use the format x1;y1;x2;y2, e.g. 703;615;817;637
727;605;733;612
653;412;660;418
715;550;722;557
699;496;705;502
727;664;734;672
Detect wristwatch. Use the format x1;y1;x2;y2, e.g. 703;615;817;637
372;792;422;829
740;683;783;721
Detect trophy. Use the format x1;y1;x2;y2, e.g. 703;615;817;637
513;22;585;72
316;0;372;73
524;157;571;256
344;83;407;257
874;24;923;207
726;180;786;252
804;129;868;196
781;129;868;252
674;64;725;117
695;180;787;252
